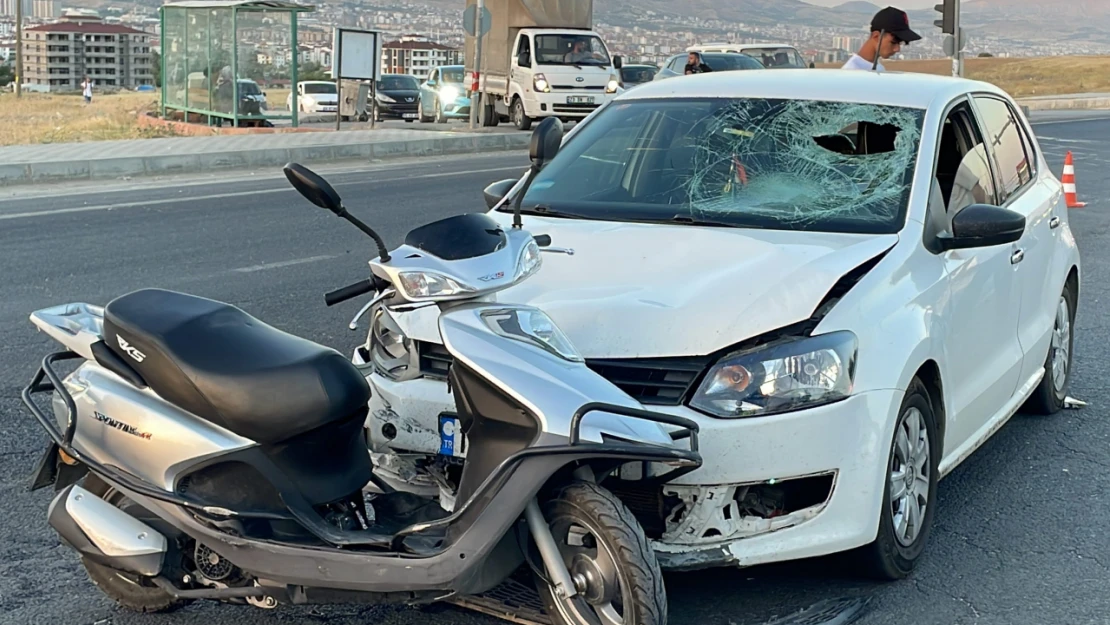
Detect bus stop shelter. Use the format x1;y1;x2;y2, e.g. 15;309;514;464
160;0;315;127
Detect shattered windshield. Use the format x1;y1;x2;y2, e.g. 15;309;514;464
511;98;925;234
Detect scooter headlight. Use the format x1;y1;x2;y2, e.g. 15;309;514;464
397;271;477;300
516;238;542;279
481;307;583;362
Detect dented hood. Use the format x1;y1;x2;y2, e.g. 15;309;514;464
393;214;897;358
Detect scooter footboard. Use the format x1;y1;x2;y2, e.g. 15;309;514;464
114;441;698;597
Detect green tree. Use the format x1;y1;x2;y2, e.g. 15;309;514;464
152;50;162;87
0;63;13;86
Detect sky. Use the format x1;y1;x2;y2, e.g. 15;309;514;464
801;0;937;7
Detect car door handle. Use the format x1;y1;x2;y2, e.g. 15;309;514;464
1011;249;1025;265
1050;216;1061;229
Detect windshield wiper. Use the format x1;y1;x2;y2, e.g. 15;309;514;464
665;214;767;229
501;205;594;220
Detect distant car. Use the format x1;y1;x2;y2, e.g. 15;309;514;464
619;64;659;90
654;52;765;80
418;65;471;123
236;79;268;115
373;74;420;122
288;80;337;114
689;42;810;69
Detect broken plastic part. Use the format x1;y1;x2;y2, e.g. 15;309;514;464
685;99;925;228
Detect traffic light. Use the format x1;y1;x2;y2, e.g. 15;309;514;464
934;0;956;34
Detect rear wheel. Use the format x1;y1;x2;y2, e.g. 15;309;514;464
1023;281;1076;415
79;475;192;613
534;482;666;625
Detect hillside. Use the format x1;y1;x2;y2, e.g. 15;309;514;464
815;55;1110;98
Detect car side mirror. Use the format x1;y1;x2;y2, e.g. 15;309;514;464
937;204;1025;251
529;116;564;171
613;55;623;69
483;178;517;209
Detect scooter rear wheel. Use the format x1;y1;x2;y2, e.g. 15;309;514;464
534;481;666;625
79;475;192;614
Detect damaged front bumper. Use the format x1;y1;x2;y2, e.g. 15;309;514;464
360;345;904;571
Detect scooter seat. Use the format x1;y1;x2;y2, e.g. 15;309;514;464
101;288;370;444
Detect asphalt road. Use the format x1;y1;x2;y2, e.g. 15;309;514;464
1;113;1108;625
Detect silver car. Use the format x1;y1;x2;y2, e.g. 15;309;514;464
654;52;765;81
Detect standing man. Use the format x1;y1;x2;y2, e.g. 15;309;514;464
842;6;921;71
81;75;93;104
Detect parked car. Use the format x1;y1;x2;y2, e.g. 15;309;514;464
287;80;337;114
654;52;765;80
373;73;420;122
418;65;471;123
356;69;1081;580
689;42;810;69
619;63;659;90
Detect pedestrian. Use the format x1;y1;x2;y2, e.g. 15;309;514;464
684;51;711;75
81;75;92;104
842;6;921;71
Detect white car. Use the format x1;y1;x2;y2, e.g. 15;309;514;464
355;69;1080;579
287;80;338;114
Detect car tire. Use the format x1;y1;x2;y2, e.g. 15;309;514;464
854;377;939;581
1022;281;1076;415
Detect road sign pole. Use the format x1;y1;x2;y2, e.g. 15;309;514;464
15;0;23;97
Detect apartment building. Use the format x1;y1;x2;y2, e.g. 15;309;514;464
381;34;462;79
21;12;154;90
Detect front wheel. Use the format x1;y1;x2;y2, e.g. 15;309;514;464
535;482;666;625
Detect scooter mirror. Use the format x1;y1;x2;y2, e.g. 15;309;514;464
529;117;564;172
483;178;517;209
283;162;343;214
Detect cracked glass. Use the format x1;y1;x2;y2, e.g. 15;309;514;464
517;97;926;234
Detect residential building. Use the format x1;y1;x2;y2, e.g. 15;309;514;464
21;12;154;90
33;0;55;19
381;34;461;79
0;0;29;18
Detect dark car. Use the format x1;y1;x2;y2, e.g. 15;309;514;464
618;64;659;90
653;52;765;81
372;74;421;122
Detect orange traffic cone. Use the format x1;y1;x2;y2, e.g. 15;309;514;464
1063;151;1087;208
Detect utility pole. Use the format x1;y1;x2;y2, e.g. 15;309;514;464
15;0;24;97
467;0;483;129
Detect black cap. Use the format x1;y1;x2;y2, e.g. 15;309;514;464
871;6;922;43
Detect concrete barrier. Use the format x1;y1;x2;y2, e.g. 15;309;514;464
0;133;533;187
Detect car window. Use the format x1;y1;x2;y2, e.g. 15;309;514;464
378;75;418;91
427;69;438;83
441;67;464;83
973;96;1033;203
702;54;765;71
668;56;683;72
515;97;926;234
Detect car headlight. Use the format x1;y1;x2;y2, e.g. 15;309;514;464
690;331;857;418
368;307;416;381
533;74;550;93
481;307;583;362
397;271;477;299
606;77;619;93
439;85;459;102
376;93;396;103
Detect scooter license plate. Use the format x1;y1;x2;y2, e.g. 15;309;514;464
438;413;466;458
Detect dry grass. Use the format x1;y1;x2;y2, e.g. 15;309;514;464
0;91;177;146
816;55;1110;98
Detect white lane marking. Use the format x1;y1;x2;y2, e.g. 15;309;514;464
1031;116;1110;126
0;165;525;222
232;254;339;273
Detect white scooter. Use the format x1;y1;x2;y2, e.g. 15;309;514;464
21;118;701;625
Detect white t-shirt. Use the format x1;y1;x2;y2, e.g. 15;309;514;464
82;80;92;97
842;54;884;71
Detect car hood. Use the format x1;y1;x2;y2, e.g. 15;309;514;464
379;89;419;101
391;214;897;358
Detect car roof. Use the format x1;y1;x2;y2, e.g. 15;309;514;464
617;68;1006;109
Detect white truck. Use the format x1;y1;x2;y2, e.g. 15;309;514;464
464;0;623;130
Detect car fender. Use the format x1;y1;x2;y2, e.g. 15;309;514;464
813;227;952;421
